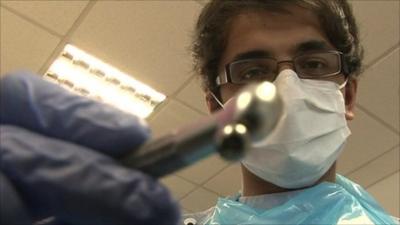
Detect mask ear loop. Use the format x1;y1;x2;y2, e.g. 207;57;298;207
338;78;348;89
210;91;225;109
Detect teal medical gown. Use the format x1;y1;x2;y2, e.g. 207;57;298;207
182;175;398;225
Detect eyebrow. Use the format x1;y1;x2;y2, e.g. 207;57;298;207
232;50;273;62
294;40;332;54
230;40;332;62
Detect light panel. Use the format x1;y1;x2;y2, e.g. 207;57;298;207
44;44;166;118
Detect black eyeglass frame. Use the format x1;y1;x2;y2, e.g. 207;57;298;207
216;50;350;86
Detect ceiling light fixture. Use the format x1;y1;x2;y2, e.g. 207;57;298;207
44;44;166;118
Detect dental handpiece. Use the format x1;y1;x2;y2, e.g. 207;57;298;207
120;81;283;178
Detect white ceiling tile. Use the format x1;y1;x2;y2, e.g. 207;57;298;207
71;1;202;95
148;100;203;138
1;0;88;35
160;175;196;200
337;107;400;174
347;145;399;188
180;187;219;212
204;163;242;196
176;154;229;185
0;7;60;75
180;208;192;214
176;77;209;114
194;0;208;5
367;171;400;218
357;47;399;132
350;0;400;65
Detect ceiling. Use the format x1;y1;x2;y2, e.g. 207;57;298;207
1;0;399;218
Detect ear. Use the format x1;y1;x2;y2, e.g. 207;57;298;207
205;91;222;113
344;79;358;120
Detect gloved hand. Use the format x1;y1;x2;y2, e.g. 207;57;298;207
0;72;180;225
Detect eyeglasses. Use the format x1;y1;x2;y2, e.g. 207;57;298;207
216;51;348;86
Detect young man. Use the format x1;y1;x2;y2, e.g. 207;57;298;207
183;1;397;224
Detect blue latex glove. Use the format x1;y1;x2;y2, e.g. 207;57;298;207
0;72;180;225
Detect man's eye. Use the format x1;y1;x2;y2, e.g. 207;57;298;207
300;58;328;70
239;67;270;80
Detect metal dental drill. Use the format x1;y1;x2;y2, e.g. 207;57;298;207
120;81;283;178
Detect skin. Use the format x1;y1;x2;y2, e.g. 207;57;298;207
206;6;358;196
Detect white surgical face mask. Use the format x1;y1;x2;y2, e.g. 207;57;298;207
214;69;350;189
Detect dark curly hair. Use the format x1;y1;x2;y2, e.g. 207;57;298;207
192;0;364;92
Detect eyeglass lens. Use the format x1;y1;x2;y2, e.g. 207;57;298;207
229;52;342;84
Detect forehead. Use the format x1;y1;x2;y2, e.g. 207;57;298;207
220;5;334;68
